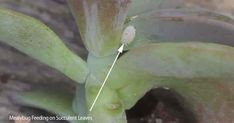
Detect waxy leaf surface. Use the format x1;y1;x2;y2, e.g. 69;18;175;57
109;42;234;123
68;0;130;57
0;8;89;83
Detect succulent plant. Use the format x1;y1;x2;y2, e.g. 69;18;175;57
0;0;233;123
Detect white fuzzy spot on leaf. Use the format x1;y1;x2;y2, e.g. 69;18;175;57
121;25;136;44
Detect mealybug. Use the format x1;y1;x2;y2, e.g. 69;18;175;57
121;25;136;45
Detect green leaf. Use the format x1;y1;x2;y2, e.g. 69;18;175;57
109;42;234;123
84;54;128;123
165;80;234;123
16;87;80;123
67;0;130;57
85;80;127;123
73;84;87;117
0;8;89;83
128;0;163;17
127;9;234;49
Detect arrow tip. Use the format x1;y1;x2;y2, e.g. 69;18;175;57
118;44;124;53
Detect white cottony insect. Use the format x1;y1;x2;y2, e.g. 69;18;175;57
121;25;136;45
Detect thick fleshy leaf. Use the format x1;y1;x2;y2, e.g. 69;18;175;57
108;43;234;123
82;54;117;123
127;9;234;49
86;77;127;123
84;54;127;123
73;84;87;117
128;0;163;16
166;80;234;123
15;88;79;123
0;8;89;83
128;0;195;17
68;0;130;57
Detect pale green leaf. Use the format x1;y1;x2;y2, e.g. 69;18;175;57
108;42;234;123
16;88;81;123
127;9;234;49
73;84;87;117
0;8;89;83
68;0;130;57
128;0;163;17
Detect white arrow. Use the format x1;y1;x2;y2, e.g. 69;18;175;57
89;44;125;112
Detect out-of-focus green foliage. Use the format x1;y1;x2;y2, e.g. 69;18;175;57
17;88;78;123
128;0;163;16
0;8;89;83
